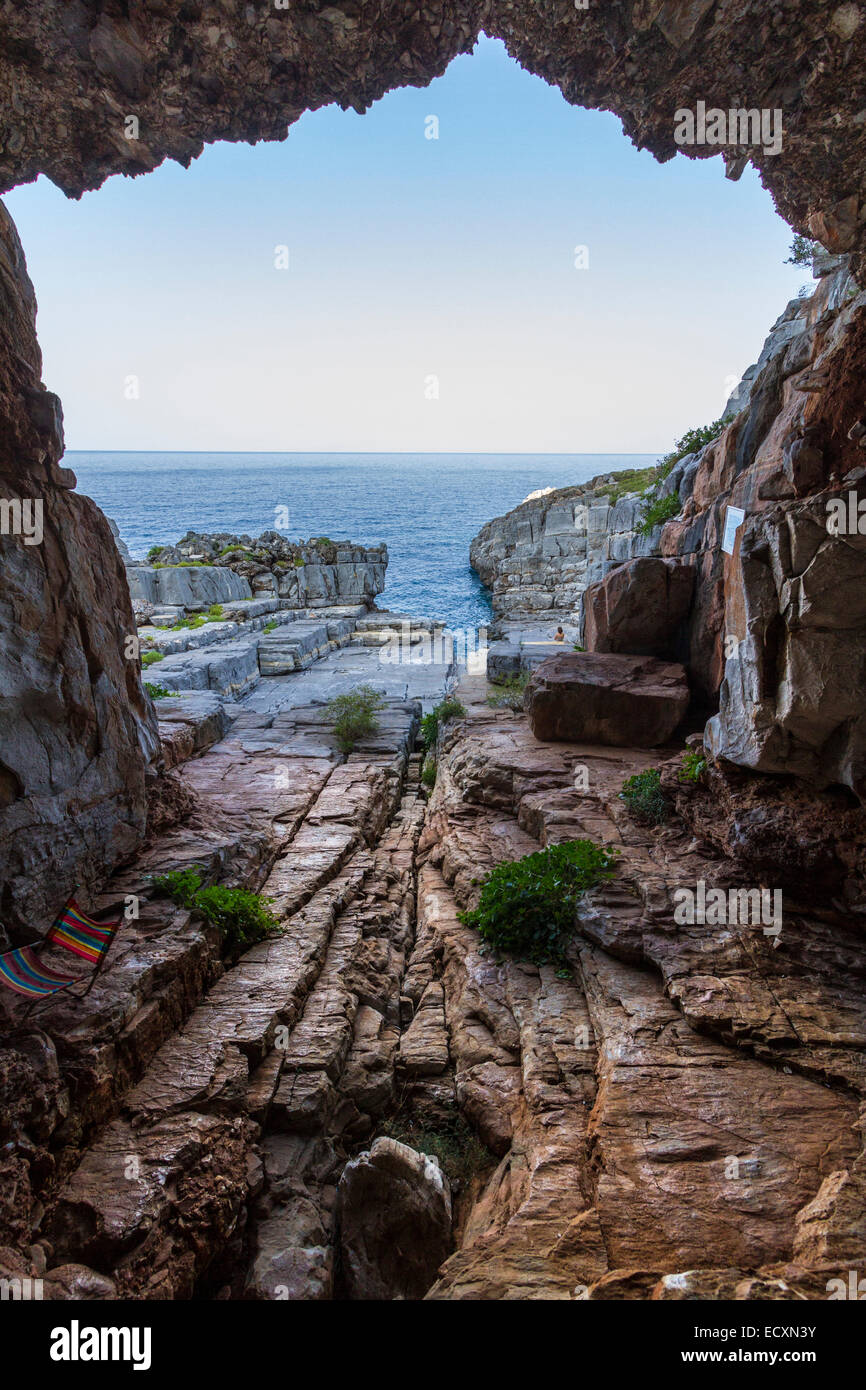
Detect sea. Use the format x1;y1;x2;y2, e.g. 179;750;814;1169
69;452;658;632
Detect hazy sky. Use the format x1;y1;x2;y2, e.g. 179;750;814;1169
6;36;810;455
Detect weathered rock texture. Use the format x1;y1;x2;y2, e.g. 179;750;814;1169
483;257;866;799
0;0;863;285
471;480;652;621
0;203;159;933
415;689;866;1300
145;531;387;610
526;652;690;747
337;1137;452;1300
583;556;695;659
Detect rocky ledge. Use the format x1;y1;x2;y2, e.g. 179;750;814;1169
2;670;864;1301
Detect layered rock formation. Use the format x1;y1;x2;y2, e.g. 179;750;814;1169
470;480;652;622
1;0;866;1307
479;256;866;800
142;530;387;611
416;690;866;1299
0;204;158;934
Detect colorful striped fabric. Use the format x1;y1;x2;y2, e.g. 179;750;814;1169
46;899;119;964
0;945;77;998
0;896;121;1001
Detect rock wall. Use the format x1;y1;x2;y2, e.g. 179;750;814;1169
146;530;388;611
470;480;653;622
0;203;159;933
658;258;866;797
476;257;866;799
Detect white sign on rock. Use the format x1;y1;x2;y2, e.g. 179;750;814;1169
722;506;746;555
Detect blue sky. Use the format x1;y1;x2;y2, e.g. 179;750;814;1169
5;35;810;454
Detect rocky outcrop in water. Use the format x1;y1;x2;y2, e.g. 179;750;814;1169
470;482;652;622
143;530;387;611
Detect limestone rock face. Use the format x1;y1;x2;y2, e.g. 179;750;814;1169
583;556;695;659
471;483;651;622
0;204;159;932
127;564;252;610
337;1137;452;1300
525;652;690;747
147;531;387;610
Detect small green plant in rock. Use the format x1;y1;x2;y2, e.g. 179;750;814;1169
785;234;818;268
619;768;670;824
142;650;164;666
420;697;466;752
144;681;173;699
421;756;437;789
327;684;385;754
262;620;277;634
637;490;682;536
458;839;618;969
380;1110;492;1189
486;673;529;711
656;419;726;477
678;749;707;783
207;603;224;621
151;867;278;956
147;544;164;562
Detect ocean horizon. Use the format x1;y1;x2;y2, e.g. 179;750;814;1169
69;450;659;631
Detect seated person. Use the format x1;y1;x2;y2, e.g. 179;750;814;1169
554;626;565;642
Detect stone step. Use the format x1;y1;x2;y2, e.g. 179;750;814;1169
146;637;262;697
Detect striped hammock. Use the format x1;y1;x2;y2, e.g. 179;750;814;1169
0;897;121;1001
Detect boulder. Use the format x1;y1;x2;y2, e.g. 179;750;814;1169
337;1137;452;1300
525;652;689;747
583;556;694;658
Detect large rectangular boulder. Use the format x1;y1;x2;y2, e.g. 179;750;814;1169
525;652;690;747
582;556;695;658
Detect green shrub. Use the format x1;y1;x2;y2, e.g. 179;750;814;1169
604;466;657;504
151;867;278;956
147;544;164;562
487;673;529;711
327;684;385;754
420;697;466;752
294;557;304;567
262;620;277;634
142;650;164;666
678;749;707;783
380;1111;491;1188
785;234;817;268
620;769;669;824
421;756;437;789
657;419;726;476
144;681;173;699
458;839;618;968
207;603;224;621
637;490;682;536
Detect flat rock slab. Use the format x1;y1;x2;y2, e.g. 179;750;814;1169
526;652;689;747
